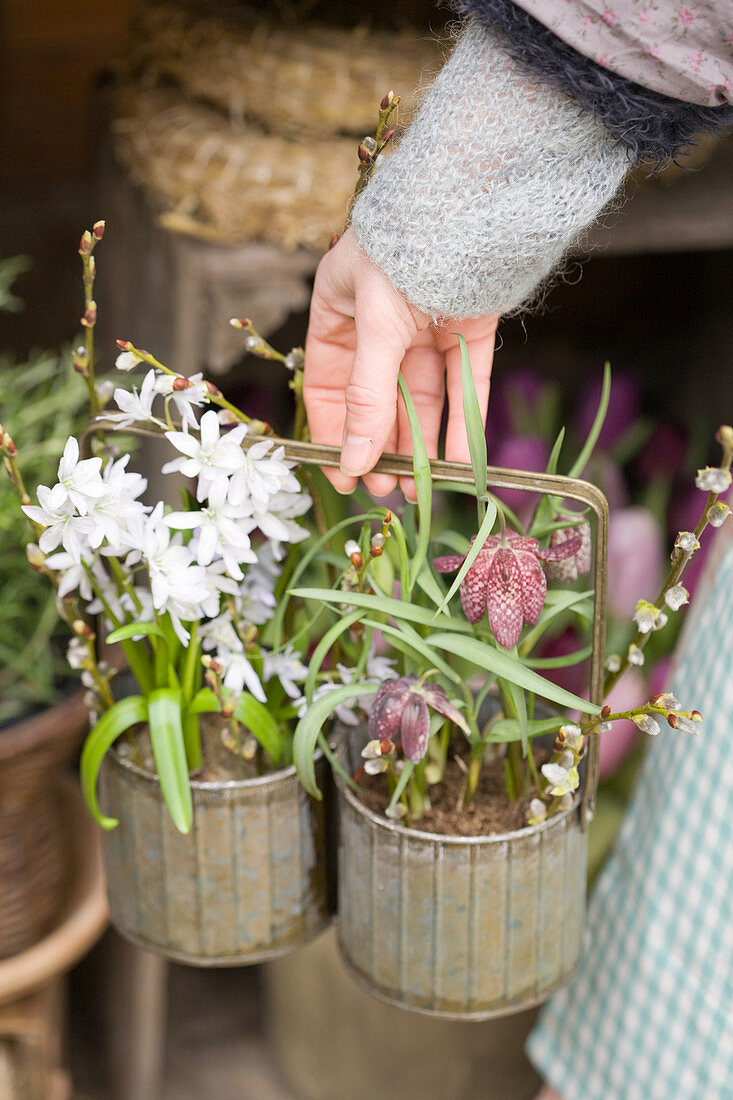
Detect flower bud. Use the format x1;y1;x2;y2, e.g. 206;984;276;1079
3;432;17;456
72;619;95;639
675;530;699;553
229;317;253;330
78;231;92;255
605;654;621;672
600;704;611;719
628;643;645;667
632;713;661;736
93;220;105;240
715;425;733;448
26;543;45;569
667;713;701;734
380;92;392;110
173;376;192;391
709;502;730;528
695;466;732;494
664;584;689;611
651;692;680;710
381;128;395;145
116;339;132;350
370;532;385;556
345;539;362;567
204;380;222;397
81;301;97;328
357;143;372;163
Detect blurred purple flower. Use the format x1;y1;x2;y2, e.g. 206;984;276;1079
491;435;551;527
636;423;688;483
607;506;664;619
576;373;641;454
485;369;545;453
535;626;587;699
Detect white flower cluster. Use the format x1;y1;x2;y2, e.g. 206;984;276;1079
23;367;312;699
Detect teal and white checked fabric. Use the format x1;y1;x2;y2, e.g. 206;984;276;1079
527;537;733;1100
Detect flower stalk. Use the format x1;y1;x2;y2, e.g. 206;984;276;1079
604;425;732;697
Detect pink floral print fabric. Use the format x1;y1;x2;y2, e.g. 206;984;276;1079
511;0;733;104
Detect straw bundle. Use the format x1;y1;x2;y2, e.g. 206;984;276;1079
113;87;360;249
129;4;443;139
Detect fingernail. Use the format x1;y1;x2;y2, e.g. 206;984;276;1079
340;433;374;476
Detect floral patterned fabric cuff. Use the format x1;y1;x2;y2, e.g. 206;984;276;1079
448;0;733;164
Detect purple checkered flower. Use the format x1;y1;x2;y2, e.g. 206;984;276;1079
368;675;469;764
433;529;582;649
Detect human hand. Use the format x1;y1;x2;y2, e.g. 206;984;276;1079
303;228;499;499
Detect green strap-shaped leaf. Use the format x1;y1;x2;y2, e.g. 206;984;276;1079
485;716;564;743
431;498;497;619
427;633;599;715
187;687;222;715
361;618;461;685
523;644;593;669
80;695;148;829
294;681;380;799
288;587;474;634
148;688;193;835
304;610;363;703
234;693;284;765
106;621;166;645
398;374;432;595
415;562;446;609
265;511;379;648
568;361;611;478
456;333;488;512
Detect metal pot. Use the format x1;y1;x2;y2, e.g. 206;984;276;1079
100;745;334;965
335;731;586;1019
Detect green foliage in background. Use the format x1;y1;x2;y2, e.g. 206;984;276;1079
0;257;89;724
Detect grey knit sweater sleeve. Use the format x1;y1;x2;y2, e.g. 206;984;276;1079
350;20;629;320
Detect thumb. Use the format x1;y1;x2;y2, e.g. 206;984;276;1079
340;278;423;478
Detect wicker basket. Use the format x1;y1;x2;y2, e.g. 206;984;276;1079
113;86;361;249
128;4;443;139
0;693;89;959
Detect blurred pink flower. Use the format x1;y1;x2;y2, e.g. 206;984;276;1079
607;506;664;619
599;668;646;778
648;656;674;699
585;453;628;512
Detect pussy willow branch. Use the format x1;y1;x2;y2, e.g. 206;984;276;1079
604;424;733;698
77;222;105;416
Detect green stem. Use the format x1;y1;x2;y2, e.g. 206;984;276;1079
182;712;203;772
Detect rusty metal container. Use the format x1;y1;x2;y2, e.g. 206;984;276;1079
335;735;586;1020
100;746;333;965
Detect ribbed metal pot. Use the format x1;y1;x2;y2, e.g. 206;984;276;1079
335;743;586;1019
100;746;334;966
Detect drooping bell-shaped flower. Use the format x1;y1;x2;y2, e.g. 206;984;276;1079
368;675;469;764
433;528;581;649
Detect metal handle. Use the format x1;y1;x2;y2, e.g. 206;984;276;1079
85;421;609;828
